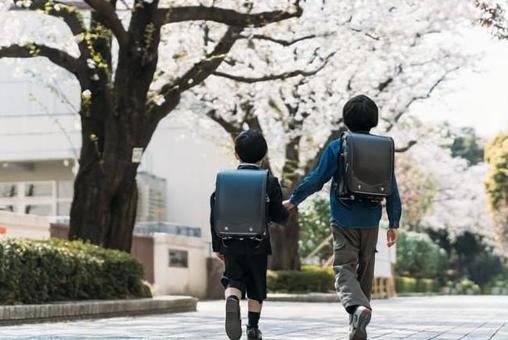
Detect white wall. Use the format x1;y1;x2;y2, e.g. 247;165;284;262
0;210;51;239
152;233;210;298
143;115;236;242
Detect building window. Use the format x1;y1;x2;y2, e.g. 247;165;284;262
0;205;16;212
25;182;53;197
168;249;188;268
0;183;17;198
25;204;53;216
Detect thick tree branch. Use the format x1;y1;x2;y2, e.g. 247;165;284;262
160;26;243;96
156;4;302;27
84;0;129;47
212;52;334;84
395;140;417;153
206;109;243;138
0;44;83;79
12;0;85;36
151;26;243;118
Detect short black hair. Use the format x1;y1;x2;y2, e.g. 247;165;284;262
234;130;268;163
343;95;379;132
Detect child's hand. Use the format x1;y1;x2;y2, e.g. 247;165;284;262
283;200;296;211
214;252;224;262
387;228;399;247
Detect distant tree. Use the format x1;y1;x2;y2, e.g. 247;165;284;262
396;154;438;231
485;131;508;253
450;127;484;166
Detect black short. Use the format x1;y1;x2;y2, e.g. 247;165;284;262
221;254;268;302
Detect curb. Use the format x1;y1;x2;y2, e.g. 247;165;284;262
267;293;339;303
0;295;197;325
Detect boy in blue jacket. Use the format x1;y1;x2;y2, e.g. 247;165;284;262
284;95;402;340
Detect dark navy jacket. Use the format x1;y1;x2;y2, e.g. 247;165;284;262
210;164;289;255
289;139;402;228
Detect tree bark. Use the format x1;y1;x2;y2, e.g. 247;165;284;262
269;199;301;270
269;137;302;270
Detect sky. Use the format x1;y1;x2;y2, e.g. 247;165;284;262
410;27;508;138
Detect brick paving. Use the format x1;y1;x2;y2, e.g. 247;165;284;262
0;296;507;339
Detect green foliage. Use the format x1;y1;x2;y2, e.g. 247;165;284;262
485;131;508;210
395;277;440;293
267;265;335;293
298;198;333;262
446;279;481;295
483;277;508;295
396;230;447;279
450;127;485;166
0;238;149;305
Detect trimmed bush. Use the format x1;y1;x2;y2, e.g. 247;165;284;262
396;276;440;293
395;276;417;293
0;238;149;305
267;265;335;293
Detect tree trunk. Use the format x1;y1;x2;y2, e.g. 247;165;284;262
69;121;141;252
69;80;159;251
269;205;301;270
269;136;302;270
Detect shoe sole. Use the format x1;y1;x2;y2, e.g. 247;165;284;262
225;298;242;340
350;309;371;340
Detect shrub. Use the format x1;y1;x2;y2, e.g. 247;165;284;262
396;231;447;279
454;279;481;295
267;265;335;293
396;276;440;293
395;276;417;293
0;238;149;304
298;198;333;263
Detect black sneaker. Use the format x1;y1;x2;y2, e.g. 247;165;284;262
349;306;371;340
246;326;263;340
225;297;242;340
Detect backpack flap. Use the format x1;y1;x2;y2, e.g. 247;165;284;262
213;169;269;238
346;133;394;198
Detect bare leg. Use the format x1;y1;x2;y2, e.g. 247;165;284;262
248;299;262;313
225;287;242;299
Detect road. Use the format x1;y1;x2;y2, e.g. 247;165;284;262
0;296;507;339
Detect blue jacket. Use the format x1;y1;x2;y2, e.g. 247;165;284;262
289;139;402;228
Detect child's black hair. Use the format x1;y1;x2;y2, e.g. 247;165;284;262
343;95;379;132
234;130;268;163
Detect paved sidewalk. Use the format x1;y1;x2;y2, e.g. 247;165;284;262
0;296;507;339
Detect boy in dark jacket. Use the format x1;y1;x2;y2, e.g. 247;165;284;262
210;130;289;340
284;95;402;340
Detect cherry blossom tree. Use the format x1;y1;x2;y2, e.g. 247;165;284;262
189;0;474;269
0;0;307;251
476;0;508;38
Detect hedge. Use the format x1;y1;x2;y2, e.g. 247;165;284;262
267;266;335;293
395;276;440;293
0;238;150;305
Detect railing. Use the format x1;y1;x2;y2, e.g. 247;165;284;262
134;222;202;238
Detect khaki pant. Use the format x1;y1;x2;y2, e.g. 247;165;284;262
331;224;379;312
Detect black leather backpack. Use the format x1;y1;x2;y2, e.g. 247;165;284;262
213;169;269;239
335;132;394;202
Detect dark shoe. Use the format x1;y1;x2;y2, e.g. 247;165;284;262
225;297;242;340
349;306;371;340
246;326;263;340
